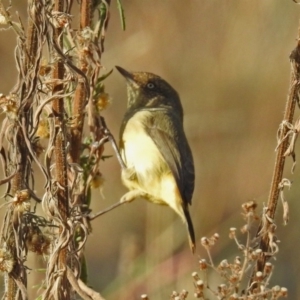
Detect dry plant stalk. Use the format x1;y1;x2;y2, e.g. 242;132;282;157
251;23;300;282
0;0;117;299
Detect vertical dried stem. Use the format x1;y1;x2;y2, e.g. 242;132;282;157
51;0;70;298
5;1;44;298
69;0;91;162
251;23;300;282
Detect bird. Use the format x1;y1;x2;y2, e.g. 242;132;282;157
116;66;196;252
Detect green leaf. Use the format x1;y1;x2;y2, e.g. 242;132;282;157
116;0;126;31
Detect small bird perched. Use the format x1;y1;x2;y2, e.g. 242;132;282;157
116;66;196;252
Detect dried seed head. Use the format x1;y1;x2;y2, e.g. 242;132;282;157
14;189;30;202
51;11;72;28
212;233;220;242
272;285;281;296
199;259;208;270
229;228;237;239
26;230;51;255
218;259;229;270
242;200;257;213
0;248;15;273
264;262;273;275
36;119;50;139
251;248;262;260
39;59;52;76
218;284;227;295
192;272;199;280
0;94;18;119
200;237;210;247
234;256;241;266
255;271;263;281
171;291;179;299
196;280;204;290
95;92;111;111
13;190;31;212
240;224;249;234
229;293;239;300
229;274;239;284
194;292;203;298
279;287;288;297
180;290;188;299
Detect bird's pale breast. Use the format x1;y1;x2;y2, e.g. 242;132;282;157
120;111;184;218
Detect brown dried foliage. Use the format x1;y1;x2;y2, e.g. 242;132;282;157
0;0;112;299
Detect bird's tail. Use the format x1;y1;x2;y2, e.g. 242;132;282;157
183;207;196;253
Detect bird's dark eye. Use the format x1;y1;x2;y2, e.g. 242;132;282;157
146;82;155;89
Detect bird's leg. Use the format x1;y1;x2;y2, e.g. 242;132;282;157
88;189;148;220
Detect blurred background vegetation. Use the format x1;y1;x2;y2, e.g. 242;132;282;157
0;0;299;299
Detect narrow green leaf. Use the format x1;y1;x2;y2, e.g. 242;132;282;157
116;0;126;31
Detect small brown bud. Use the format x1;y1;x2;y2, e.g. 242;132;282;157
95;92;111;111
196;280;204;290
141;294;148;300
36;119;50;139
212;233;220;242
201;237;210;247
279;287;288;297
180;290;188;299
234;256;241;266
0;248;15;273
192;272;199;280
251;248;262;260
272;285;280;296
240;224;249;234
218;284;227;295
199;259;207;270
264;262;273;275
229;274;239;284
229;228;236;239
242;200;257;212
218;259;229;270
255;271;263;281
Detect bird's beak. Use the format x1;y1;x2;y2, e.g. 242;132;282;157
116;66;140;95
116;66;134;82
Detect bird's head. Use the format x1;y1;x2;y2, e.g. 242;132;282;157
116;66;183;117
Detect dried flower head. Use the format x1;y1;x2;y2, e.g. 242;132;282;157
199;259;208;270
264;262;273;275
26;229;51;255
95;92;111;112
13;189;31;212
218;259;229;270
229;227;237;239
191;272;199;280
36;119;50;139
241;200;257;213
0;248;15;273
0;93;19;119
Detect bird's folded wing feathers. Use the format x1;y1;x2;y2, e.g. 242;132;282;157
143;111;194;205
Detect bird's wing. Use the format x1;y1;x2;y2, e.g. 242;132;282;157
143;110;195;205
